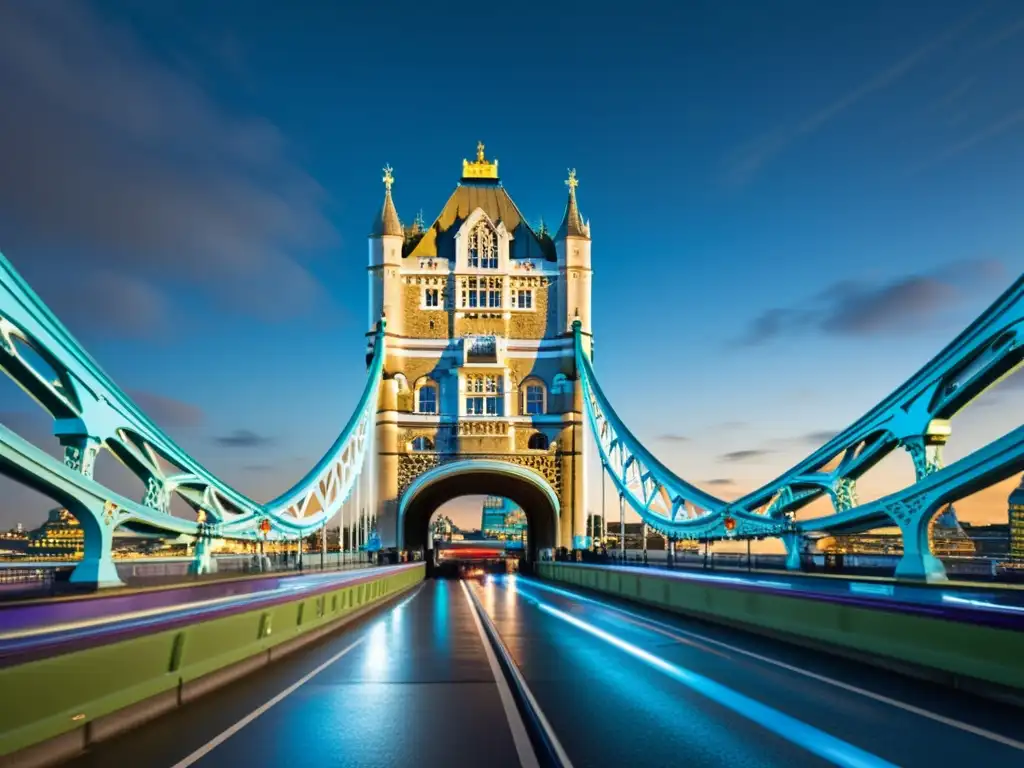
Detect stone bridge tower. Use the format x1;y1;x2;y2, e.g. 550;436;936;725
367;144;592;556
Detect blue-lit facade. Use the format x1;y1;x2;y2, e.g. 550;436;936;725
1011;475;1024;564
480;496;528;541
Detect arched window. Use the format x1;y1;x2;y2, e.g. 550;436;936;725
524;384;545;415
411;436;434;451
394;373;410;393
528;433;549;450
416;383;438;414
467;222;498;269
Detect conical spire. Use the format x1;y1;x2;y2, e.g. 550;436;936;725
370;165;403;237
556;168;590;240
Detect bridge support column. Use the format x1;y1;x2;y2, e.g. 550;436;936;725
68;501;124;588
781;531;802;571
891;502;948;583
189;534;215;576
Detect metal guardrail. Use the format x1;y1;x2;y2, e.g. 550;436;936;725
0;550;387;599
568;549;1024;584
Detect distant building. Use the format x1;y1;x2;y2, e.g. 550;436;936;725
0;525;28;555
604;522;686;551
1010;475;1024;563
961;522;1010;559
26;508;84;557
928;504;977;556
479;496;528;542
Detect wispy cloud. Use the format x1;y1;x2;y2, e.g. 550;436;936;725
657;433;689;443
704;478;735;487
910;108;1024;174
737;260;1005;346
724;11;981;186
214;429;274;448
719;449;772;463
0;2;337;338
801;430;840;445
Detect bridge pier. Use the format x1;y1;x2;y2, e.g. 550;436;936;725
68;501;124;588
189;534;215;576
781;531;802;571
893;505;948;583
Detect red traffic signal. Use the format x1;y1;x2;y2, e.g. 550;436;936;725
723;516;737;532
259;518;271;535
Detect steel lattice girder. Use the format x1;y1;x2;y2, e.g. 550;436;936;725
574;273;1024;539
0;250;382;541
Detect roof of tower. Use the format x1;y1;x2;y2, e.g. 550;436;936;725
370;165;403;237
555;168;590;240
405;143;556;261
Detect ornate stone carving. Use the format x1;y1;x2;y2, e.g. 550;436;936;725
397;452;562;501
457;420;508;437
397;453;443;497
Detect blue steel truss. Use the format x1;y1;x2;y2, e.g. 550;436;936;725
576;274;1024;581
0;251;383;585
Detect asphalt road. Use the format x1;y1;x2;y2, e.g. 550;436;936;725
61;575;1024;767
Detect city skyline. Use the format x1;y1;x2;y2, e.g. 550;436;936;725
1;1;1023;538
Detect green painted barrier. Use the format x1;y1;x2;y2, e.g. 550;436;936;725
1;564;424;765
537;563;1024;698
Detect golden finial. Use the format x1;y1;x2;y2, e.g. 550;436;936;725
382;164;394;191
566;168;579;192
461;142;499;180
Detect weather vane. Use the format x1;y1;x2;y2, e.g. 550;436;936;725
382;164;394;191
477;141;486;163
566;168;579;192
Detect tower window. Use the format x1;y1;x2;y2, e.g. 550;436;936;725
525;384;544;415
411;436;434;451
512;289;533;309
468;222;498;269
417;384;438;414
465;374;502;416
462;277;503;309
424;288;440;308
528;433;549;450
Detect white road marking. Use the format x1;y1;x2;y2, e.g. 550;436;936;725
170;637;365;768
461;580;540;768
466;581;575;768
524;578;1024;753
170;584;423;767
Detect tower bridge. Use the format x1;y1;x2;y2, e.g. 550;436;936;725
2;145;1024;768
0;143;1022;587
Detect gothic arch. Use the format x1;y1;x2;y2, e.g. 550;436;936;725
397;459;560;560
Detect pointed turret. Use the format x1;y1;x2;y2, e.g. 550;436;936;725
370;165;403;237
554;168;593;338
556;168;590;240
368;165;405;335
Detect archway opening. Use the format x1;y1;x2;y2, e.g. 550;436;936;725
400;462;559;570
428;495;530;577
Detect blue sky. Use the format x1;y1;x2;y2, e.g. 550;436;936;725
0;0;1022;533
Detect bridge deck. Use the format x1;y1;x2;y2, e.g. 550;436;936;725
58;575;1024;767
